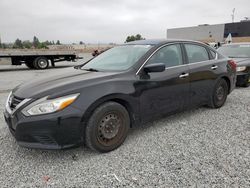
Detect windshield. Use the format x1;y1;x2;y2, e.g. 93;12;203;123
81;45;152;71
218;44;250;58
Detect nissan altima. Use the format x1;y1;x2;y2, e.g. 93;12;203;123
4;39;236;152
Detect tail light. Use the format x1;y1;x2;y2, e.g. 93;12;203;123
228;60;237;71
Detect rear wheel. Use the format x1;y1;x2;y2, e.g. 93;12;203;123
208;79;229;108
33;57;49;69
25;62;35;69
242;81;250;87
85;102;130;152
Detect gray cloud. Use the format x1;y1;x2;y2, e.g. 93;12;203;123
0;0;249;43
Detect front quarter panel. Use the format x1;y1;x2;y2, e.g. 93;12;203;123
71;73;140;124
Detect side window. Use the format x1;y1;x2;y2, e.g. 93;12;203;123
147;44;183;68
184;44;209;63
210;50;217;59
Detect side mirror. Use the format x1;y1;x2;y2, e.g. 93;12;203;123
143;63;165;73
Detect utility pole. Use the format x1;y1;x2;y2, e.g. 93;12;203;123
231;8;235;23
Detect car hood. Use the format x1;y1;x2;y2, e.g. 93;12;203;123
233;57;250;66
13;68;120;99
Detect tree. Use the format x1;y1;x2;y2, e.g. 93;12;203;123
56;40;61;45
38;42;48;49
23;40;32;49
79;41;84;45
125;34;145;42
135;34;144;40
44;40;53;46
33;36;40;48
2;43;7;49
13;38;23;48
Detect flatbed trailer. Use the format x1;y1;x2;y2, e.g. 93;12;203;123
0;49;81;69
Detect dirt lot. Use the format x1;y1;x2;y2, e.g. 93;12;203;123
0;59;249;187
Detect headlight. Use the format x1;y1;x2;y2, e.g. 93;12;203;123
23;93;80;116
5;91;12;108
236;66;246;72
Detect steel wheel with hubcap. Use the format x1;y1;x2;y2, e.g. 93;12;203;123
209;79;229;108
85;102;130;152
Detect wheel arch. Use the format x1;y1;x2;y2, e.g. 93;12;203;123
81;94;139;129
220;76;231;94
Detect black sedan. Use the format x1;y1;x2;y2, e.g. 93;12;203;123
4;39;236;152
218;43;250;87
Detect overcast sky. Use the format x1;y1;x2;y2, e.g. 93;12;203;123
0;0;249;44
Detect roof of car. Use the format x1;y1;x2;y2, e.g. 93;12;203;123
223;42;250;46
125;39;205;46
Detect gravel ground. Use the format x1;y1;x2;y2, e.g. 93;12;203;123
0;59;249;187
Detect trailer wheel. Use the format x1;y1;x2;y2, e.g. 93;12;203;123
34;57;49;69
25;61;35;69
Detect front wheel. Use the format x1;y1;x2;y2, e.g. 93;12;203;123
240;75;250;87
242;81;250;88
208;79;229;108
85;102;130;152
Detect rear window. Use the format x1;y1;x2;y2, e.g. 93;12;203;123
184;44;210;63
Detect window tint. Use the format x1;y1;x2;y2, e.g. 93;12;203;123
147;44;183;68
185;44;209;63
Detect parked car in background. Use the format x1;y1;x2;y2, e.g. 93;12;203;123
218;43;250;87
4;39;236;152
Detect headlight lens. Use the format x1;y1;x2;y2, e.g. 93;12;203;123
236;66;246;72
5;91;12;108
24;93;80;116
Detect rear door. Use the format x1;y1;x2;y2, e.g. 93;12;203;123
137;43;190;122
183;43;220;107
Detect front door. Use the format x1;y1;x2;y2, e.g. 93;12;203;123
136;43;190;122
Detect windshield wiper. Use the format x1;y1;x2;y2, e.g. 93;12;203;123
82;68;99;72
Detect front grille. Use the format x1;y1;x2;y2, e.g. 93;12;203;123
10;96;24;110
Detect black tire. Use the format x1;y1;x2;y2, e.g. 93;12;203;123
33;57;49;69
25;62;35;69
85;102;130;152
208;79;229;108
241;75;250;87
241;82;250;88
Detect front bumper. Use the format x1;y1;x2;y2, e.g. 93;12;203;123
236;72;250;86
3;106;84;150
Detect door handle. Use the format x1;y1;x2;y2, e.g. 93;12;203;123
179;73;189;78
211;65;218;70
